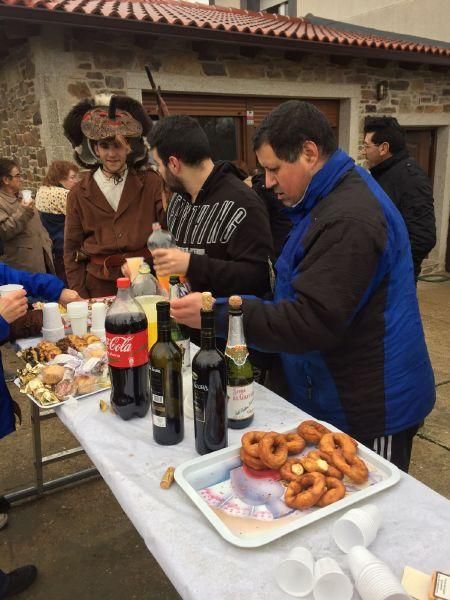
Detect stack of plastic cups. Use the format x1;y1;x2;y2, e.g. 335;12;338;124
275;547;315;597
42;302;65;342
90;302;106;341
67;301;89;336
332;504;382;553
348;546;411;600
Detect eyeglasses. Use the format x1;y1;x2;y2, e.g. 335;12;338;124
362;143;379;150
8;173;22;178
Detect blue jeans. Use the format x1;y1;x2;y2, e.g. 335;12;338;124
0;569;8;597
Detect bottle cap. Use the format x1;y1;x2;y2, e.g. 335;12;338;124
152;222;162;231
229;295;242;309
169;275;180;285
138;263;151;274
156;300;170;318
117;278;131;288
201;292;214;311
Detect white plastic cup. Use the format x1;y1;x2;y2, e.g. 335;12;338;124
42;326;65;343
42;302;64;330
313;557;353;600
67;301;88;336
91;302;106;330
354;558;410;599
332;504;382;553
275;546;315;597
90;327;106;342
347;545;384;581
0;284;24;297
22;189;32;201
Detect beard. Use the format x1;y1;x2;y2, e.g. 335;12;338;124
163;170;187;195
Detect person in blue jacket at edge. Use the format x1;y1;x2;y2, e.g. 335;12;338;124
0;262;80;598
170;100;435;475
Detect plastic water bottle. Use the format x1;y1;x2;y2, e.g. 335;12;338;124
147;223;176;292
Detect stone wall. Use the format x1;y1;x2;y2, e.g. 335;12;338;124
0;42;46;190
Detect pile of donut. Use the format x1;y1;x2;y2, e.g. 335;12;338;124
240;420;369;511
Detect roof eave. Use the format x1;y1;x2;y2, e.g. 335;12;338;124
0;6;449;67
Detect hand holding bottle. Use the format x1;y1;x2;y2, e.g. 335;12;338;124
152;247;190;278
170;292;204;329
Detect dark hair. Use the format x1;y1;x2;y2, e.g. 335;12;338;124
252;100;337;161
364;116;406;154
43;160;79;186
0;158;17;186
147;115;211;166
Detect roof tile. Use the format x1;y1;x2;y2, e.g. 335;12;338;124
0;0;449;58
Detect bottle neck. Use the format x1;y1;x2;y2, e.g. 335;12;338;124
157;318;171;342
226;310;246;348
200;310;216;350
116;287;131;301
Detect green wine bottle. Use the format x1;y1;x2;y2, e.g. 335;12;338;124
225;295;254;429
149;301;184;445
169;275;191;369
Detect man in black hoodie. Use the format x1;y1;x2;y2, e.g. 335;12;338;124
363;116;436;282
147;116;273;298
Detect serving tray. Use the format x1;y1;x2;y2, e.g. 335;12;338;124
175;422;400;548
14;378;110;409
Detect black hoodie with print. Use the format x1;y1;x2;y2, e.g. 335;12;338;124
167;161;273;298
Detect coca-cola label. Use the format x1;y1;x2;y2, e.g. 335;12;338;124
106;329;148;368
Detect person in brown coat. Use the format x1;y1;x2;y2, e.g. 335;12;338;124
62;94;164;298
0;159;54;274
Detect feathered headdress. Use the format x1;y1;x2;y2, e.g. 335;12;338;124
63;94;152;169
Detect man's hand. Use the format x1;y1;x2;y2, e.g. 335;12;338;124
0;290;28;324
152;248;190;278
170;293;204;329
20;199;34;210
59;288;82;306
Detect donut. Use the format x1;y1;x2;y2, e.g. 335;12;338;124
284;472;326;510
319;432;357;456
258;432;288;469
241;431;266;458
331;450;369;484
239;447;267;471
306;450;344;480
297;420;330;444
283;432;306;455
316;476;346;507
279;458;305;482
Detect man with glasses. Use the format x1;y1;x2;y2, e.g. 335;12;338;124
363;117;436;282
0;159;54;274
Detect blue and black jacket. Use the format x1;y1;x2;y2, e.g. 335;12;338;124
0;263;64;439
217;149;435;439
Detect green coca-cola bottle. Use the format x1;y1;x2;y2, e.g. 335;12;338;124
225;295;254;429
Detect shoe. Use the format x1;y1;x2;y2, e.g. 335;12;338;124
1;565;38;598
0;514;8;530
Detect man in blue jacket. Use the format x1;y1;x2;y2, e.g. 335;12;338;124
0;263;80;598
171;100;435;473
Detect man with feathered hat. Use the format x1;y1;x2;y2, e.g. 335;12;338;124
63;94;164;298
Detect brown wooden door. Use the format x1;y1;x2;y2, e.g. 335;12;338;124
404;128;436;182
143;92;339;172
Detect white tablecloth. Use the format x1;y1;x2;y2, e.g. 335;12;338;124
54;385;450;600
17;338;450;599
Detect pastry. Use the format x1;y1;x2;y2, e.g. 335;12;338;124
74;374;97;395
41;365;65;385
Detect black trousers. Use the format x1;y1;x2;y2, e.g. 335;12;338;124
358;423;421;473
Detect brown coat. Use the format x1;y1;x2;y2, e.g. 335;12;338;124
64;168;164;298
0;189;54;274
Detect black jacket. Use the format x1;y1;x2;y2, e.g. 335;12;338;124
251;172;292;258
167;161;273;298
370;150;436;280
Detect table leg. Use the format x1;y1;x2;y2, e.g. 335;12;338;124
31;402;44;496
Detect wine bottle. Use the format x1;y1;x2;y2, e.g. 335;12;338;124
149;301;184;445
191;292;228;455
225;296;254;429
169;275;191;369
